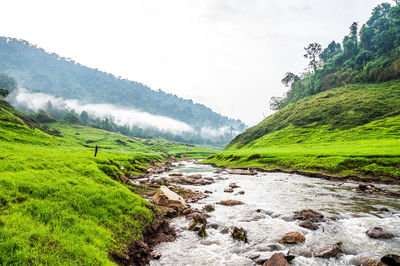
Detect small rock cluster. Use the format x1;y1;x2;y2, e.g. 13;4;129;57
293;208;324;231
227;168;257;175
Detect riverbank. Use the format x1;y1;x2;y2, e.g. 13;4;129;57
111;159;210;265
201;160;400;187
201;143;400;185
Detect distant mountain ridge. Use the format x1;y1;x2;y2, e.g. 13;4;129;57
0;36;246;132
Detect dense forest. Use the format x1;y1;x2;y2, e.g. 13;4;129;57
0;37;245;132
271;1;400;110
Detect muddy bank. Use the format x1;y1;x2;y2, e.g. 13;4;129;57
110;208;177;266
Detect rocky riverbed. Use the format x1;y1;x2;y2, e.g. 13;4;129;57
138;160;400;266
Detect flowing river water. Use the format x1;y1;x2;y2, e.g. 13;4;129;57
149;161;400;266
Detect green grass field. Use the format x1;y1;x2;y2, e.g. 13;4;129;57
0;100;216;265
203;80;400;182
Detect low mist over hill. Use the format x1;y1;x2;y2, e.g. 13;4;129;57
0;37;246;145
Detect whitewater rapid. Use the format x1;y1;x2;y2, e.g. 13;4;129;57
150;161;400;266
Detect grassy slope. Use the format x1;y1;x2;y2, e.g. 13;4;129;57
203;80;400;182
0;100;216;265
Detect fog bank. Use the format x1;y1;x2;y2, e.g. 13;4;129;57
14;88;194;133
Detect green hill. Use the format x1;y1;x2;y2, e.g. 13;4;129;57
0;99;215;265
203;80;400;182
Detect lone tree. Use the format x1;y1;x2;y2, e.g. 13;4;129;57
281;72;299;87
304;43;322;73
0;73;17;98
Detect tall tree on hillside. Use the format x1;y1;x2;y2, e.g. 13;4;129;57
304;43;322;73
350;22;359;48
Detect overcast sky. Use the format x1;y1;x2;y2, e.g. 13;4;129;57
1;0;385;126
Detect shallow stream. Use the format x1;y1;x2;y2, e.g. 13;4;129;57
149;161;400;266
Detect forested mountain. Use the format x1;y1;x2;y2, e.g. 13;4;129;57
271;2;400;110
0;37;245;132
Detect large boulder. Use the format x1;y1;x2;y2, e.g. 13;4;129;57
293;209;324;223
314;242;342;258
278;232;306;244
153;186;188;210
216;200;244;206
366;227;394;239
263;253;290;266
381;254;400;266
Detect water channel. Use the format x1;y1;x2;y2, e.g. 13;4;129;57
149;161;400;266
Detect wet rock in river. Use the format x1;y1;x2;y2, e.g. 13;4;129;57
359;258;383;266
267;244;282;251
366;227;394;239
381;254;400;266
298;220;319;230
182;208;193;215
263;252;290;266
204;190;212;194
202;204;215;212
229;183;239;188
187;212;207;238
280;215;295;222
390;190;400;197
231;227;248;243
198;223;207;238
228;168;257;175
186;211;207;223
247;254;260;260
285;254;295;263
293;209;324;222
379;207;390;213
238;191;245;195
169;173;183;177
153;186;187;210
357;184;381;194
219;225;230;234
216;200;244;206
187;174;202;179
224;188;234;193
209;223;219;230
278;232;306;244
314;242;342;258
